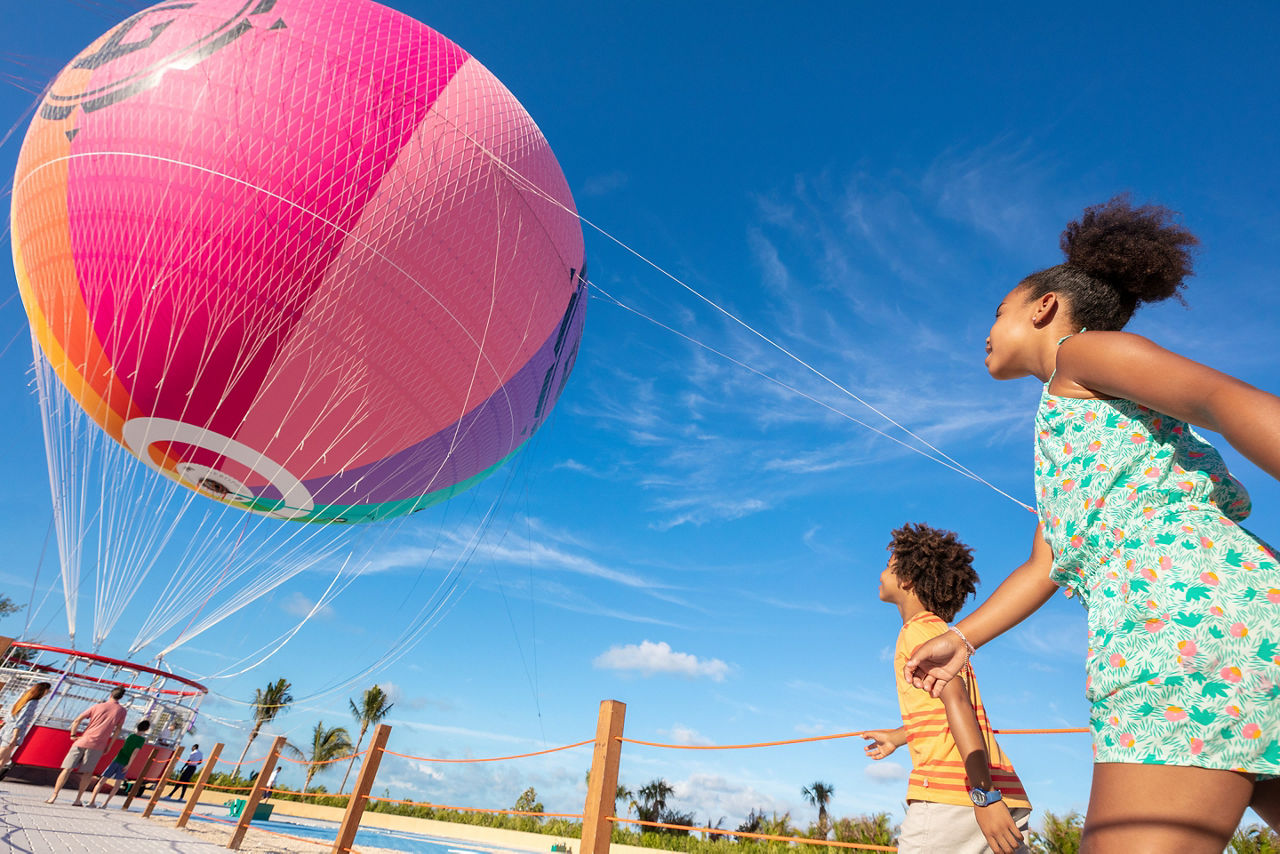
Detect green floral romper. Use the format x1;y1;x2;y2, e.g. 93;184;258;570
1035;382;1280;773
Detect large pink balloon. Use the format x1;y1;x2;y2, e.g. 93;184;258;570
12;0;586;522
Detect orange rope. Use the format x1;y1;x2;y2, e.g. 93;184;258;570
201;783;258;793
264;788;352;800
364;795;582;820
277;749;368;766
619;731;867;750
214;755;268;768
613;817;895;852
620;725;1089;751
381;738;592;764
994;727;1089;734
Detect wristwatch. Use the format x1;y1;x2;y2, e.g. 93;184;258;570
969;787;1003;807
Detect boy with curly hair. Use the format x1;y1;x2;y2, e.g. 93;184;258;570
862;523;1032;854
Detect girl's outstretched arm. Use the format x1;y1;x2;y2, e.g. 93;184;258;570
1056;332;1280;480
903;526;1058;697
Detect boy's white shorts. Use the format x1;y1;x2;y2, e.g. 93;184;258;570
897;801;1031;854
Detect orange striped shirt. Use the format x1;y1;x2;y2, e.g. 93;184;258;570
894;611;1030;808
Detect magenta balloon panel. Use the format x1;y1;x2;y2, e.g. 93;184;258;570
12;0;586;522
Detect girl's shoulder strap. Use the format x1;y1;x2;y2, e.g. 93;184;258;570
1048;328;1087;385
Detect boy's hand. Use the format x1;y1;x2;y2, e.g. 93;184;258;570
973;800;1024;854
861;731;898;760
903;630;967;698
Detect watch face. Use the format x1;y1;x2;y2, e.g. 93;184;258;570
970;788;1002;807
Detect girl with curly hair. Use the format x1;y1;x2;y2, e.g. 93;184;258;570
903;195;1280;852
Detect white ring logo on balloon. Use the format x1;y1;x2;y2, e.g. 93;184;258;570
121;417;314;520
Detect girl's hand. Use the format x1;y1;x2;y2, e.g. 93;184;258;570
902;630;967;698
902;525;1058;699
974;800;1025;854
861;730;899;760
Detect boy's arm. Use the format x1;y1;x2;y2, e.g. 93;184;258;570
861;726;908;760
938;677;1025;854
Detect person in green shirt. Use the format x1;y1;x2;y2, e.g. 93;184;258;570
86;719;150;809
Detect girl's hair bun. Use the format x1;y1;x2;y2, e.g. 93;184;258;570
1061;194;1198;305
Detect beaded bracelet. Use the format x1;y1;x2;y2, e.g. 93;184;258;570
949;625;976;656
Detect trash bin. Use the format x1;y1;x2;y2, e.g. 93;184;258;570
226;798;274;821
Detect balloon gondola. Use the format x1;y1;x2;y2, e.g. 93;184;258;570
0;639;201;776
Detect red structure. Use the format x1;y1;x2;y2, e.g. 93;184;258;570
0;639;205;776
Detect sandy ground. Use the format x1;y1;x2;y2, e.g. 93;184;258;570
151;813;403;854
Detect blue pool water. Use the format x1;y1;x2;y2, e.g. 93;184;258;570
151;804;546;854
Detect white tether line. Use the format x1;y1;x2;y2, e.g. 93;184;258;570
434;116;1034;513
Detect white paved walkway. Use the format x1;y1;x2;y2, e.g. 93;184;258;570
0;780;311;853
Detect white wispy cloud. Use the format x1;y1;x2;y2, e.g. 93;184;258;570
864;761;909;783
669;773;790;827
553;458;604;476
748;227;793;295
593;640;730;681
280;591;334;620
659;724;714;746
649;496;770;531
581;170;629;196
1012;610;1087;660
378;680;454;714
922;136;1063;252
391;719;534;746
573;143;1060;533
740;592;856;617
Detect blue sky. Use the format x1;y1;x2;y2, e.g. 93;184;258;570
3;0;1279;833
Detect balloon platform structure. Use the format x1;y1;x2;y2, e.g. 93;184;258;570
0;639;201;773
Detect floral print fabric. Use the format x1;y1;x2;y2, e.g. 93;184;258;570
1035;389;1280;772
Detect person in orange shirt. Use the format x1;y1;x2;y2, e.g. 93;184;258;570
862;523;1032;853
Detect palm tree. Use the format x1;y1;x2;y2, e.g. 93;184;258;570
303;721;354;791
233;678;294;774
801;781;835;839
1029;810;1084;854
636;778;674;823
737;807;766;839
337;684;394;792
616;783;634;817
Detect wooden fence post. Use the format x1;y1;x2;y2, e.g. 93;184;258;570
121;746;158;811
581;700;626;854
226;735;285;850
142;745;184;817
176;742;223;829
330;724;391;854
